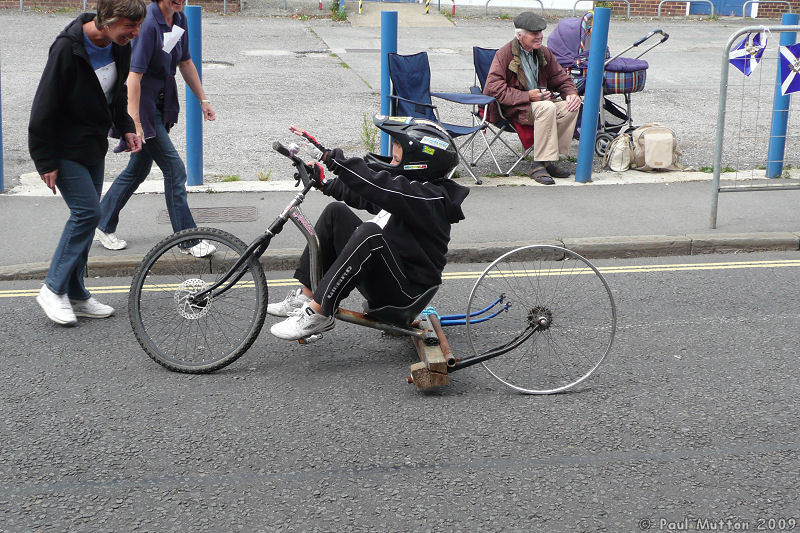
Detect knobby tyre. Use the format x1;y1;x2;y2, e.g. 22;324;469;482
128;227;268;373
465;245;616;394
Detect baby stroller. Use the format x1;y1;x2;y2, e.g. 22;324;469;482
547;12;669;156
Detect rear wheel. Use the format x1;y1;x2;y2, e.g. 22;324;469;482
465;245;616;394
129;228;268;373
594;132;615;157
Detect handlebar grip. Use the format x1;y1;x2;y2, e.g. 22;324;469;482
273;141;292;158
633;33;651;46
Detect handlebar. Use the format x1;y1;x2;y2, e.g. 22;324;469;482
272;141;313;189
633;29;669;47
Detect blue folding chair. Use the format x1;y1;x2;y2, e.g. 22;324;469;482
471;46;534;176
388;51;495;184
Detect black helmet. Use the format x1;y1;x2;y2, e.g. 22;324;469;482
365;115;459;182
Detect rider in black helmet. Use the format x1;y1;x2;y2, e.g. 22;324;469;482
269;115;470;342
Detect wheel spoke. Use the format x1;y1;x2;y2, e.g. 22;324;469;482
466;245;616;394
129;228;268;373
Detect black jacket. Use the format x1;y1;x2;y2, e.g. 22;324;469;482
28;14;135;175
322;150;469;288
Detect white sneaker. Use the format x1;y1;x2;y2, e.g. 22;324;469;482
36;285;77;326
70;296;115;318
270;302;335;341
95;228;127;250
180;240;217;258
267;287;312;317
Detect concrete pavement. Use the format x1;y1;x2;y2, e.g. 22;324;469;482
1;7;800;280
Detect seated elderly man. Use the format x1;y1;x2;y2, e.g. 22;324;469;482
484;12;581;185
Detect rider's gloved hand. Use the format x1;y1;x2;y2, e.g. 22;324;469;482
321;148;344;171
310;162;327;189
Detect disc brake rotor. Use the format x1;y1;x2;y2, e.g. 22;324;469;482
175;279;212;319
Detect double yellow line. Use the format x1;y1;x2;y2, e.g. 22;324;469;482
2;258;800;299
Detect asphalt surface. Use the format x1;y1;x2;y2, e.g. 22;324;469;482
1;252;798;530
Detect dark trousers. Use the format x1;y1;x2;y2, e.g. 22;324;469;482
98;109;196;236
294;202;427;316
45;159;104;300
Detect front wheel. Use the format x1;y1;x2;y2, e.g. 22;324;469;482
128;227;268;373
465;245;616;394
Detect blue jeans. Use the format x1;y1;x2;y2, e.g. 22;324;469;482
98;109;196;235
45;159;104;300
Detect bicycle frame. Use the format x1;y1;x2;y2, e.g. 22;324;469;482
186;141;533;370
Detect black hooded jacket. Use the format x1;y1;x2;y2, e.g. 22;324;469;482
28;13;135;175
322;149;470;288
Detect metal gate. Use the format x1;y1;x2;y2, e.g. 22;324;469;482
710;23;800;228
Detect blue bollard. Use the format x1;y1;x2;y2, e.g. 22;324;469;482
575;7;611;183
765;12;799;178
339;0;344;11
380;11;398;156
185;5;203;186
0;60;4;193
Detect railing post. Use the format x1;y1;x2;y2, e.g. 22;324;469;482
185;5;203;186
575;7;611;183
380;10;397;156
766;13;799;178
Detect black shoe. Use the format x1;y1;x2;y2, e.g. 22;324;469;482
529;163;555;185
545;162;571;178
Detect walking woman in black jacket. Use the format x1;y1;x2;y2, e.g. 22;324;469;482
28;0;147;326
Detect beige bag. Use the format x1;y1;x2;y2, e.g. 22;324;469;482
630;123;684;171
602;133;633;172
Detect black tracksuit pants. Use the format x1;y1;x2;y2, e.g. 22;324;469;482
293;202;428;316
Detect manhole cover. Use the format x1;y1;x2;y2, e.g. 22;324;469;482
158;206;258;224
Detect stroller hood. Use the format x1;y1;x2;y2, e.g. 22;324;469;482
547;16;585;69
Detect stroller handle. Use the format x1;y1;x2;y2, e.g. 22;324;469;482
634;29;669;47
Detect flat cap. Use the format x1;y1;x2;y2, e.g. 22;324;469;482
513;12;547;32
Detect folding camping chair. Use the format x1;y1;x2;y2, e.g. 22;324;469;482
387;51;495;184
470;46;535;176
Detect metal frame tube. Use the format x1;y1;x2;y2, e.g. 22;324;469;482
185;6;203;186
575;7;611;184
380;11;398;156
709;23;800;228
766;13;799;178
657;0;714;18
742;0;791;18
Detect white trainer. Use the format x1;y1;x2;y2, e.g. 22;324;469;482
36;285;77;326
94;228;127;250
270;303;335;341
180;239;217;258
70;296;115;318
267;287;312;317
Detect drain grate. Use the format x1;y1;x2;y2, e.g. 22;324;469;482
158;206;258;224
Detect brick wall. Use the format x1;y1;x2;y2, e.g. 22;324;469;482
605;0;799;17
5;0;239;13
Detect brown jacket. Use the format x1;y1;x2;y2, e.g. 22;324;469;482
483;38;577;125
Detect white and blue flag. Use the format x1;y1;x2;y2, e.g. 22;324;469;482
779;42;800;95
729;32;768;76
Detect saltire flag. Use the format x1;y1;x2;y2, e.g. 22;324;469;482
779;42;800;95
729;32;768;76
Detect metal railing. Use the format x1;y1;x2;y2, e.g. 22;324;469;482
573;0;630;17
742;0;792;18
486;0;544;15
657;0;714;18
709;23;800;228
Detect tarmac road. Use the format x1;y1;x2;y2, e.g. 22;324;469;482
0;252;798;530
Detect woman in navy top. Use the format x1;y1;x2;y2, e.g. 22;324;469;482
28;0;146;326
96;0;217;258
